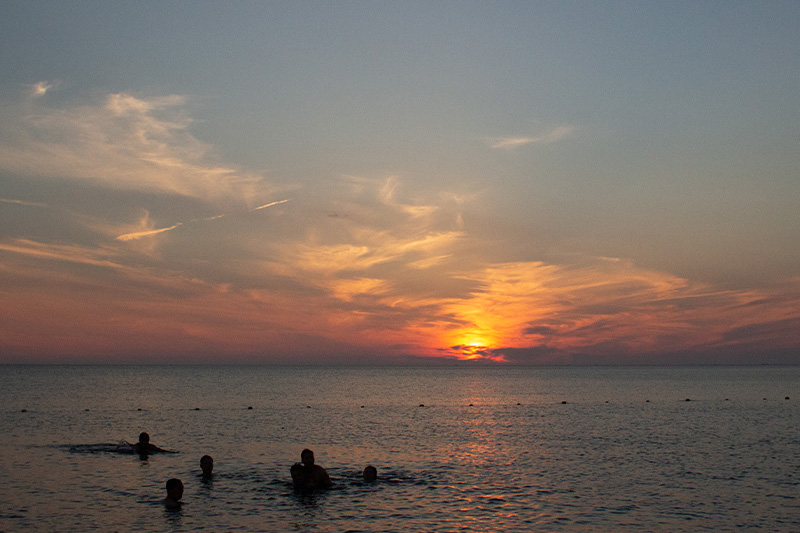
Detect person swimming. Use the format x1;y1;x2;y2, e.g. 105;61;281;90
362;465;377;482
163;478;184;509
200;455;214;479
133;432;172;455
290;448;332;489
68;432;175;456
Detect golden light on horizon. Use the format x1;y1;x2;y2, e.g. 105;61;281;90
443;329;507;361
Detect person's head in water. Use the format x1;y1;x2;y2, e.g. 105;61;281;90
301;448;315;466
363;465;377;482
138;432;150;445
164;478;183;507
200;455;214;476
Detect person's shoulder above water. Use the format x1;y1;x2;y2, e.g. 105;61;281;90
309;463;332;488
303;448;333;488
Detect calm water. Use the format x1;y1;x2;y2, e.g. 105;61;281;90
0;365;798;532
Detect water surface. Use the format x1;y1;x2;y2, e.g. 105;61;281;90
1;365;798;531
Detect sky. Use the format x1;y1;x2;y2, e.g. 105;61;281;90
1;1;798;364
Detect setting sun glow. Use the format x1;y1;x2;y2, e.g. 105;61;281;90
0;2;798;365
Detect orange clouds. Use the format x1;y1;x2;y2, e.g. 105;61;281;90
429;260;800;363
1;90;797;364
1;229;798;363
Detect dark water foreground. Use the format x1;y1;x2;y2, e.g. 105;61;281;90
1;365;798;531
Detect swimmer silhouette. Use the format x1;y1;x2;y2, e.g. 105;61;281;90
133;432;173;455
163;478;183;509
363;465;377;482
200;455;214;479
291;448;332;489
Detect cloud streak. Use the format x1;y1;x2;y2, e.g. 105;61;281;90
114;198;291;241
488;125;574;150
116;223;183;241
0;198;48;208
0;238;123;270
251;199;290;211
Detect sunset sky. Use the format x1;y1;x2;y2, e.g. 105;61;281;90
1;1;798;364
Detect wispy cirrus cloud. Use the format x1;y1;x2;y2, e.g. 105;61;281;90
116;223;183;242
279;230;463;278
114;198;291;241
267;176;466;284
0;238;123;270
488;125;574;150
0;198;48;208
0;91;280;205
251;199;290;211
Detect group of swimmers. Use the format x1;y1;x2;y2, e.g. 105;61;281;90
133;433;377;508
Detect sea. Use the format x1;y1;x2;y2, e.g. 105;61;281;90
0;365;798;532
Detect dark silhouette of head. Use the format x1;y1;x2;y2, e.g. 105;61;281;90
363;465;377;482
138;432;150;445
200;455;214;476
301;448;315;466
165;478;183;501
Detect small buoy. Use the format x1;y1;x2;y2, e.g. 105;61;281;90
786;396;790;400
645;400;650;403
469;403;474;407
306;405;311;409
516;402;521;406
419;404;425;407
360;405;365;408
605;400;609;403
21;409;27;413
247;406;253;410
561;401;567;404
725;398;729;401
685;398;691;402
85;409;90;412
763;398;767;401
137;408;142;411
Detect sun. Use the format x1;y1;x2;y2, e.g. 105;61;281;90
462;335;489;348
451;332;494;360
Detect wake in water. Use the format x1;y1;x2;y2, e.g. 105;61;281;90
67;432;176;455
66;442;130;454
